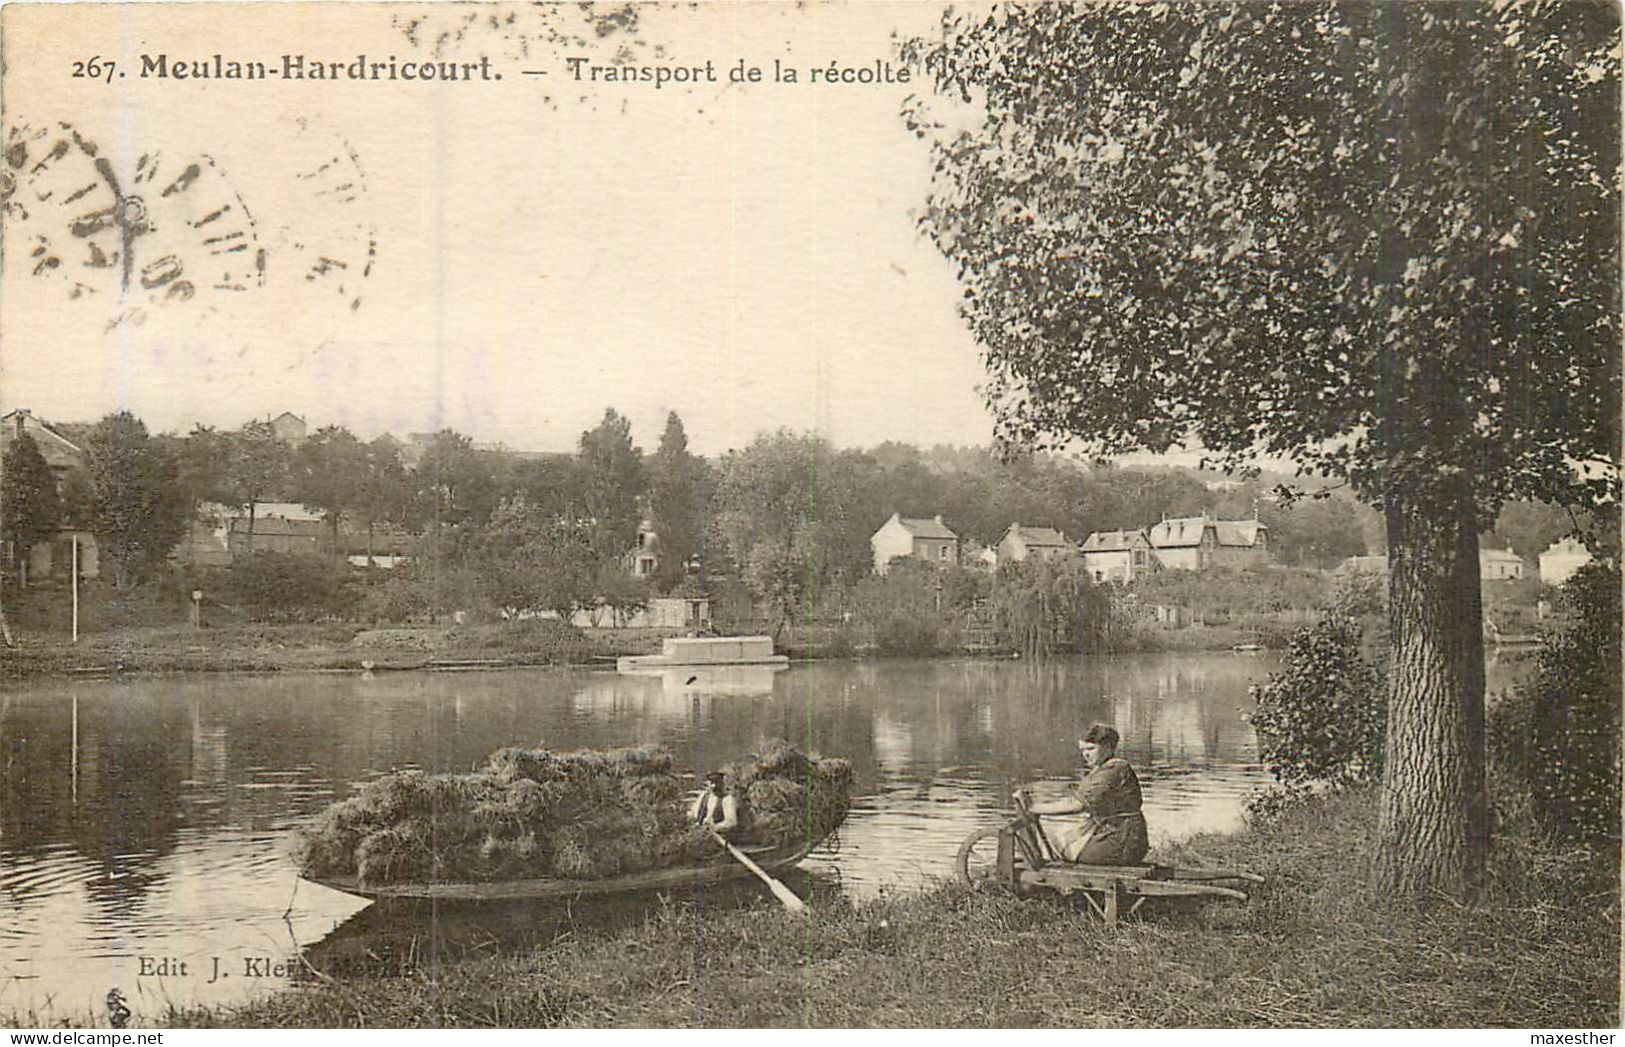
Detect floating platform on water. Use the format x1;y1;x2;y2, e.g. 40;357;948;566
617;635;789;674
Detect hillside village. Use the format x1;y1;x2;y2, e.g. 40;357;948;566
0;405;1599;650
867;505;1586;588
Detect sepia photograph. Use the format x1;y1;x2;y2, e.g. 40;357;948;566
0;0;1618;1031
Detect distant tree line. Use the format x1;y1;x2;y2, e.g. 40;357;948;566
1;407;1585;620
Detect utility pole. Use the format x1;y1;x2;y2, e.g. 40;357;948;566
71;534;79;643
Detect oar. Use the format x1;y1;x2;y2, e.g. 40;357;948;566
712;832;806;914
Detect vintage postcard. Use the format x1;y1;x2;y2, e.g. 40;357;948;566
0;0;1617;1032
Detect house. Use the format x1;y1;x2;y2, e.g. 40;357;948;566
1479;548;1526;581
1538;536;1593;587
182;501;331;563
1;409;85;478
995;523;1074;567
1339;550;1530;583
235;501;325;524
0;409;100;581
624;519;659;578
1147;513;1269;571
269;411;307;446
1080;528;1157;584
227;514;331;558
870;513;959;575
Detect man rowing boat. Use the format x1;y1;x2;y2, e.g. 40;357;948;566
1023;723;1149;865
690;770;745;839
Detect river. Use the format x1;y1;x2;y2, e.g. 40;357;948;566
0;651;1534;1019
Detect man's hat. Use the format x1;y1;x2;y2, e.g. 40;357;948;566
1080;723;1120;748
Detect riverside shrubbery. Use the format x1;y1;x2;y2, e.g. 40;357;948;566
224;552;361;621
1489;562;1621;848
1248;614;1386;794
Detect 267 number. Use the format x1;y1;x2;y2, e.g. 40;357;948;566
71;56;117;83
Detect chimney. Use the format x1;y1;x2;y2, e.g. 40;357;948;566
934;514;944;525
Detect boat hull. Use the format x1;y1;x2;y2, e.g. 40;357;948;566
308;841;810;901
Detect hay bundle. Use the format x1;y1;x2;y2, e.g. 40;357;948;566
722;740;853;847
295;741;850;886
487;744;674;784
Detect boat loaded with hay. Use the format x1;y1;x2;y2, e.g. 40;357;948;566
296;741;851;900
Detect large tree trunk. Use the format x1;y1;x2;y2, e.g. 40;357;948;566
1374;484;1490;899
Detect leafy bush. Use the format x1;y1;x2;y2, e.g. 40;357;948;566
1249;615;1386;788
223;553;357;622
1330;568;1386;618
874;613;950;656
444;618;595;661
1242;782;1318;826
359;564;487;624
1489;562;1621;846
812;628;858;659
852;560;964;655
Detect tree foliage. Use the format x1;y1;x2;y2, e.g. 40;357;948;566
171;424;233;518
648;411;704;592
2;433;61;573
293;426;370;542
851;559;972;655
905;3;1618;517
414;429;497;529
224;420;291;555
713;430;872;632
578;408;645;560
479;497;598;620
81;412;187;588
988;556;1109;657
358;436;412;551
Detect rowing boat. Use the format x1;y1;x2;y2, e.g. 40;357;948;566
308;838;813;901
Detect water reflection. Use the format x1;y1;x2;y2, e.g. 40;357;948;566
614;665;787;697
0;651;1534;1019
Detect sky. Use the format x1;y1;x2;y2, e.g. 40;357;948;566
2;2;1005;456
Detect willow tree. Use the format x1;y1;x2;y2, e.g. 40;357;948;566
904;2;1620;897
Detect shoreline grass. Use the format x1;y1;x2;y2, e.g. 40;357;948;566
0;620;1275;682
141;789;1617;1029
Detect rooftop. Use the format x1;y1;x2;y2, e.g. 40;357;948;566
1149;515;1267;548
895;514;958;540
1006;524;1070;547
1082;529;1150;552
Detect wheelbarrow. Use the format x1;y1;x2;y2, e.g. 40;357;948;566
955;791;1263;928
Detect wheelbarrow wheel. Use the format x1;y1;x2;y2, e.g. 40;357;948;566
956;827;1007;890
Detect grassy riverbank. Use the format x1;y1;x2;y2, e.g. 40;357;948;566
0;620;1271;680
0;620;672;679
156;789;1615;1029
